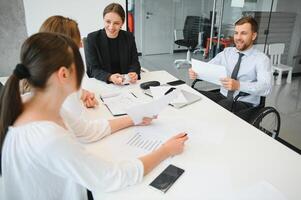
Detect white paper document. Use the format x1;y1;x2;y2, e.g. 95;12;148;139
149;86;172;99
126;90;179;124
101;92;142;116
126;132;163;152
125;123;180;153
149;86;189;104
191;58;227;85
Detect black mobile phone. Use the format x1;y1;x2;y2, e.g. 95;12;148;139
149;164;185;193
166;80;185;86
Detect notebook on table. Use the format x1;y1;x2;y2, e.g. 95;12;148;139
144;88;201;109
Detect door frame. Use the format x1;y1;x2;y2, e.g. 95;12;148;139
141;0;174;55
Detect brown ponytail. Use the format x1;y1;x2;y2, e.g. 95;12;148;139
0;32;84;174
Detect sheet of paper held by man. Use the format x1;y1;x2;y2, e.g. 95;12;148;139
126;90;179;124
191;58;227;85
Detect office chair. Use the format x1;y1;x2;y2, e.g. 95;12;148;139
174;16;201;69
192;79;281;138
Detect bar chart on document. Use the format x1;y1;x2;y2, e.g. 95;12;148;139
125;124;177;153
126;132;163;152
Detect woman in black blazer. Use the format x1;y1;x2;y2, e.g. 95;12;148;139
85;3;141;84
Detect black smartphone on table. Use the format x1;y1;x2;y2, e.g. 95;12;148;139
166;80;185;86
149;164;185;193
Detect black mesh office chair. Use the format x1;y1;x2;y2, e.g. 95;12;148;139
192;79;281;138
174;16;200;69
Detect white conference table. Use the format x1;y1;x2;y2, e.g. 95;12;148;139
80;71;301;200
1;71;301;199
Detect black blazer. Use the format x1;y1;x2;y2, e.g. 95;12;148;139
85;29;141;82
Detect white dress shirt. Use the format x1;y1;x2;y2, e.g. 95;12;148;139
209;46;272;106
2;92;144;200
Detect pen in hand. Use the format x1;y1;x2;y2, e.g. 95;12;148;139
180;133;188;138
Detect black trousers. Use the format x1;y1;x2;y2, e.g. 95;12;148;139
87;190;94;200
199;90;253;120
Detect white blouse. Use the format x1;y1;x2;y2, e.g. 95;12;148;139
2;92;144;200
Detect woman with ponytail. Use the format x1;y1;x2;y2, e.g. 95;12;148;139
0;33;188;200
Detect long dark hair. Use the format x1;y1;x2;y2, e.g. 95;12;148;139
0;32;84;174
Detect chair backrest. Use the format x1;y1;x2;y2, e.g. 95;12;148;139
183;16;200;44
82;37;90;76
253;44;268;54
268;43;285;65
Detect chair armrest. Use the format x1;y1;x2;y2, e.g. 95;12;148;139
191;79;202;89
233;92;250;102
231;92;250;112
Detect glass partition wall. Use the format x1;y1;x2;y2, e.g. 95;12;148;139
127;0;301;151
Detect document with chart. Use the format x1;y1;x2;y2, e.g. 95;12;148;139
191;59;227;85
125;124;179;153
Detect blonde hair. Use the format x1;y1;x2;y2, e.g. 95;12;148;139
20;15;82;94
39;15;81;46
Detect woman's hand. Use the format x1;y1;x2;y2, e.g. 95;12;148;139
81;89;99;108
138;132;188;175
161;132;188;156
137;116;158;126
109;73;123;85
128;72;138;83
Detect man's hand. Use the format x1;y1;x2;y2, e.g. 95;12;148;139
188;68;197;80
220;78;240;91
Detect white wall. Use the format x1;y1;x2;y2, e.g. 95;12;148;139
23;0;126;38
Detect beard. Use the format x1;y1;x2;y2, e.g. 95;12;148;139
234;40;252;51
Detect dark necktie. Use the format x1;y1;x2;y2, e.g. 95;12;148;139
227;52;244;100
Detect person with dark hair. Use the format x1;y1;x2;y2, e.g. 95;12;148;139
85;3;141;85
189;16;272;115
0;32;188;200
